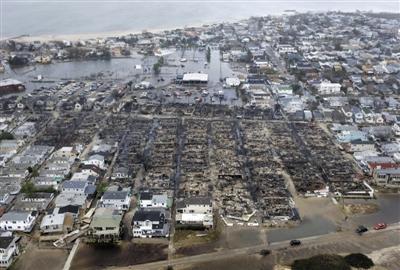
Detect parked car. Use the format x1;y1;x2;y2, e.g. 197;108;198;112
356;225;368;235
373;223;387;230
290;240;301;246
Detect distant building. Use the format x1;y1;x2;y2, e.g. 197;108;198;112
319;80;341;95
374;168;400;188
182;73;208;84
0;79;25;95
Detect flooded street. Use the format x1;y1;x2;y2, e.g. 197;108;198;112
267;216;337;243
350;194;400;226
0;56;143;91
267;194;400;243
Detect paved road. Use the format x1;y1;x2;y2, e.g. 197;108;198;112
107;224;400;270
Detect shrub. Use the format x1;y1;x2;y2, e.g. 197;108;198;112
292;254;350;270
344;253;374;269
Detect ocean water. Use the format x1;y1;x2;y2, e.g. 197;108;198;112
1;0;399;38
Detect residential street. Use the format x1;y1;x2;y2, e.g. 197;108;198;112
106;224;400;270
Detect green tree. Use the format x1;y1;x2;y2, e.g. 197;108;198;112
153;56;165;75
31;167;39;177
159;56;164;65
206;47;211;62
153;63;161;75
96;182;108;198
334;42;343;51
21;181;36;196
0;132;14;141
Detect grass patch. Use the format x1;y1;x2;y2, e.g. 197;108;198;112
343;203;379;215
173;228;219;247
173;216;222;247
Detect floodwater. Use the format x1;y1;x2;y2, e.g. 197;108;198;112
2;0;398;38
267;194;400;243
0;48;237;103
267;215;337;243
350;193;400;226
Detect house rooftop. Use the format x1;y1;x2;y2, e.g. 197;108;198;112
0;236;14;249
133;209;165;223
0;211;34;222
102;191;129;200
62;181;87;190
176;196;211;208
90;208;122;228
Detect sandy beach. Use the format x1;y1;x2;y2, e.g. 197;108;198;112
4;20;219;43
6;27;176;42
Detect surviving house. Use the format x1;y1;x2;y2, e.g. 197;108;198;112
61;180;95;197
40;213;74;234
0;235;20;268
175;196;213;228
139;191;169;209
132;209;169;238
318;80;341;95
374;168;400;188
0;211;37;232
99;187;131;211
87;208;122;243
83;154;106;170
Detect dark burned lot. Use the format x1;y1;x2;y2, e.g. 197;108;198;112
70;242;168;270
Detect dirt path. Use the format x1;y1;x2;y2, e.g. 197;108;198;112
11;242;68;270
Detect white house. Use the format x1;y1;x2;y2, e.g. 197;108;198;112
61;181;89;196
100;189;131;211
0;236;20;268
74;103;82;112
71;171;97;181
318;80;341;95
277;44;297;54
175;197;213;228
40;213;74;234
139;191;168;209
0;211;37;232
83;154;106;170
132;209;169;238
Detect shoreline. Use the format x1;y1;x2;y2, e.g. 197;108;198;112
4;10;397;43
5;27;179;43
3;19;225;43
